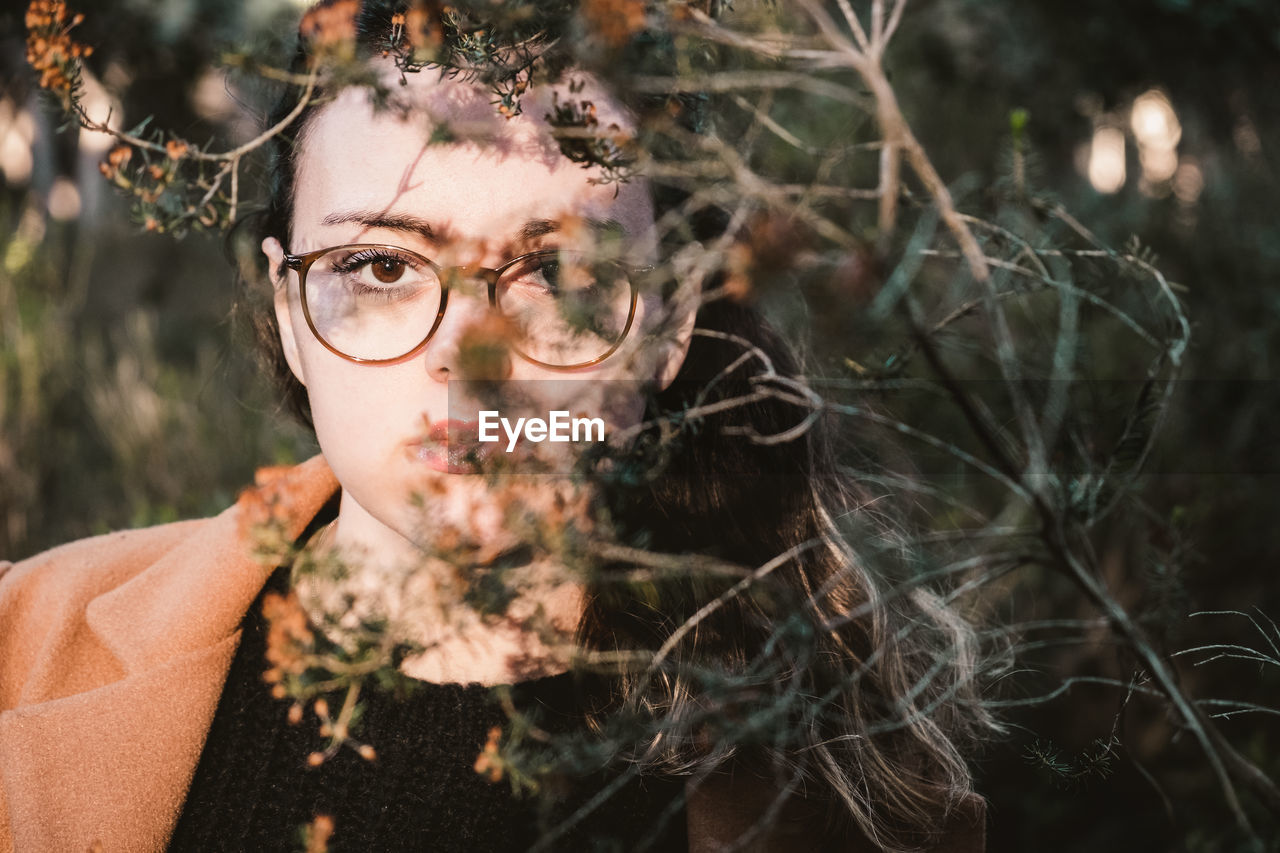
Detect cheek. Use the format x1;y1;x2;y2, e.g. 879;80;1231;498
304;370;376;464
297;348;412;462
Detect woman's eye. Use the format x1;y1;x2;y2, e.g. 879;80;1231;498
369;258;406;284
500;259;560;296
528;260;560;292
329;251;426;291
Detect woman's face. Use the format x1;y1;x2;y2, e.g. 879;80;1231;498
265;67;693;561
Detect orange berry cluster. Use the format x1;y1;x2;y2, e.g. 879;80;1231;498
581;0;648;49
303;814;335;853
299;0;359;54
25;0;93;109
261;589;316;699
389;3;446;58
545;91;637;186
473;725;505;782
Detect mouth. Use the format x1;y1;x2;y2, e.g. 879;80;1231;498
408;418;497;474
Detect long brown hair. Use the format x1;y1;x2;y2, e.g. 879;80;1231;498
579;295;994;849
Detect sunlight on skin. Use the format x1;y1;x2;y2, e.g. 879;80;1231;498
263;63;697;683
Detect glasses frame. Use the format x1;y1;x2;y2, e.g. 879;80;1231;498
282;243;640;370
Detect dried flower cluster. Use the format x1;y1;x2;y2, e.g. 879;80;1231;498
299;0;360;58
721;211;810;302
545;89;638;186
235;465;307;564
24;0;306;236
261;578;389;769
92;137;229;234
302;813;335;853
473;725;505;782
581;0;648;48
388;3;445;62
25;0;92;112
262;589;315;698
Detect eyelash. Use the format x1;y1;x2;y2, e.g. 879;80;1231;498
329;249;420;277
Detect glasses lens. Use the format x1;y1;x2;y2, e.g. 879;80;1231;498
303;246;442;360
495;250;633;366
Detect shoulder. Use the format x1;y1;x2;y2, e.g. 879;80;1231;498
0;455;338;611
0;519;211;631
1;519;208;592
0;517;215;711
0;455;339;707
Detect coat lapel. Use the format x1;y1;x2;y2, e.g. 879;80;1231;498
0;456;338;853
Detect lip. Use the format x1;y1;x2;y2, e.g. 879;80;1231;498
409;418;497;474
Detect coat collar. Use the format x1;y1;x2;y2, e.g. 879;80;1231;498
0;456;338;853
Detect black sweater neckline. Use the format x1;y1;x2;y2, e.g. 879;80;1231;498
167;493;688;852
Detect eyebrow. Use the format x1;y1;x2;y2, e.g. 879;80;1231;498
321;210;441;243
320;211;627;251
511;217;629;248
513;219;560;244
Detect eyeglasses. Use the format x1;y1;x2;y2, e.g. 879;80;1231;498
282;244;640;369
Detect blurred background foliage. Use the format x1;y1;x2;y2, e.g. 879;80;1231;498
1;0;315;556
889;5;1280;849
2;0;1279;850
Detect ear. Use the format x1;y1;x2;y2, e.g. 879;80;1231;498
650;245;704;392
262;236;307;387
650;267;701;389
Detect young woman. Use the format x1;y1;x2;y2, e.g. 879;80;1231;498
0;2;992;851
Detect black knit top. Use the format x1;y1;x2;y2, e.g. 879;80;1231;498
167;514;687;852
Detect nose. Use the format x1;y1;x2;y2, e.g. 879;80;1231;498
422;277;513;383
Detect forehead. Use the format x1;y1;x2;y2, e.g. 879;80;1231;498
291;67;654;251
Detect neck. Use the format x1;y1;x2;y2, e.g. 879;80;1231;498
295;490;585;686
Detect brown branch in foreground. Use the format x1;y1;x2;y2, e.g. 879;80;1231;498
69;62;319;231
877;140;901;249
77;63;318;164
860;58;989;282
785;0;989;281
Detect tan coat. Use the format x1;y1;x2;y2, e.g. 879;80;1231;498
0;456;984;852
0;456;339;852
